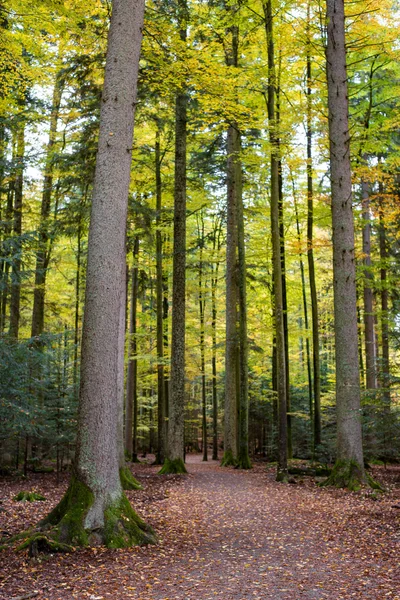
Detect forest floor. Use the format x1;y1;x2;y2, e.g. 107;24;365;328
0;455;399;600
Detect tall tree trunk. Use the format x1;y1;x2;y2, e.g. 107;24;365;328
9;123;25;339
306;3;321;448
160;0;188;474
155;126;165;465
362;181;376;389
39;0;155;547
31;73;64;339
1;152;14;332
292;178;313;435
379;186;390;406
197;213;208;462
211;217;222;461
264;0;287;480
125;238;139;462
221;10;240;468
236;131;251;470
324;0;370;489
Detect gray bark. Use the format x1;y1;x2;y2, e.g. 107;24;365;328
326;0;365;472
74;0;145;528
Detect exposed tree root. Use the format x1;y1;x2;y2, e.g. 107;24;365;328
321;459;383;491
120;467;142;490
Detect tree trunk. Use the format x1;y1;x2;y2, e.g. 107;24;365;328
379;186;390;406
9;123;25;339
160;0;188;474
362;181;376;389
323;0;369;489
264;0;287;481
198;213;208;462
31;73;64;339
38;0;155;548
211;217;222;461
306;4;322;448
155;126;165;465
125;238;139;462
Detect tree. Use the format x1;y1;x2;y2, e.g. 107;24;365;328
35;0;156;548
159;0;188;474
323;0;372;489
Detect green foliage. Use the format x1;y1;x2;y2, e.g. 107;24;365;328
13;491;46;502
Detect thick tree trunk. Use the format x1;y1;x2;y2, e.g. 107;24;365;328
324;0;371;489
160;0;188;474
9;123;25;339
38;0;155;548
31;74;64;339
306;6;322;448
362;181;376;389
264;0;287;481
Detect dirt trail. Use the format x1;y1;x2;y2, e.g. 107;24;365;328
1;455;399;599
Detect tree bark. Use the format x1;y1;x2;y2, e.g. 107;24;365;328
155;126;165;465
39;0;155;547
306;4;322;448
160;0;188;474
125;238;139;462
324;0;368;489
379;186;390;406
362;181;376;389
211;217;222;461
264;0;287;480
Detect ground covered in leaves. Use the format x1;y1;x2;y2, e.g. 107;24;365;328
0;455;399;599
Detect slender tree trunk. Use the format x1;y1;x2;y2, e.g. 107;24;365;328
1;153;14;332
160;0;188;474
155;127;165;465
362;181;376;389
31;74;64;339
125;238;139;462
306;5;321;448
197;214;208;462
9;123;25;339
324;0;369;489
39;0;155;548
211;217;222;461
379;187;390;406
264;0;287;480
292;178;313;433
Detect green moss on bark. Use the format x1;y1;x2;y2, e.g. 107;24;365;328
103;493;156;547
221;450;238;467
158;458;187;474
120;467;142;490
276;468;289;483
18;533;73;556
321;459;383;491
236;453;252;470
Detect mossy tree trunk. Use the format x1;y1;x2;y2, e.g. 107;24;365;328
37;0;155;548
324;0;367;488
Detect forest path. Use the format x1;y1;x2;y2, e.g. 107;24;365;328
1;455;399;599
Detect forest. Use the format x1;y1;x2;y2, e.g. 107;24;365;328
0;0;399;598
